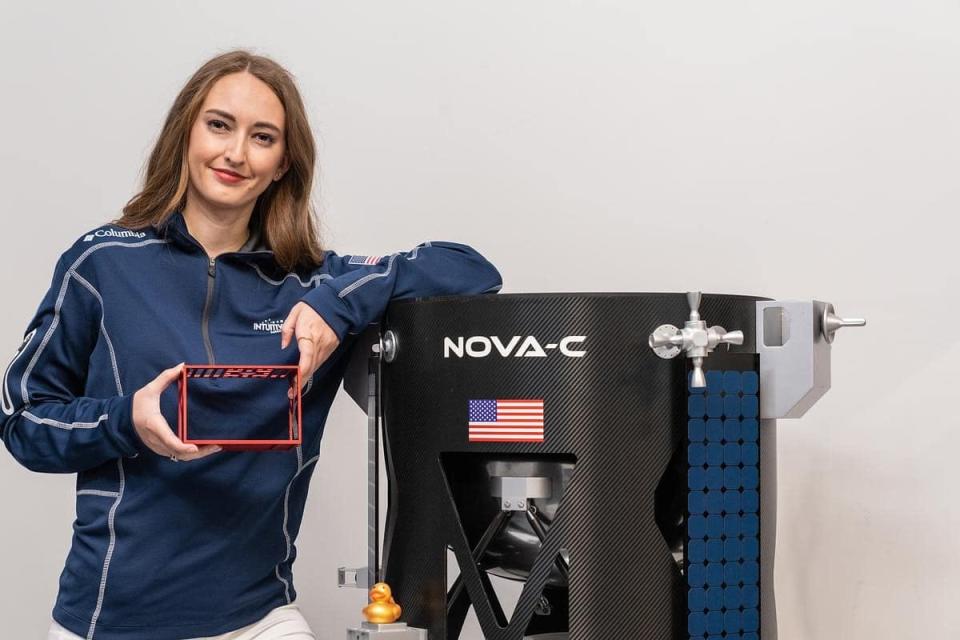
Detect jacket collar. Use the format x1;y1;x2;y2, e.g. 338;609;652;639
160;211;273;260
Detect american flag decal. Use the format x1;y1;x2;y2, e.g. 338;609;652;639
468;399;544;442
348;255;382;265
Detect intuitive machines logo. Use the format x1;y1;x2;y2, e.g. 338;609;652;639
253;319;285;334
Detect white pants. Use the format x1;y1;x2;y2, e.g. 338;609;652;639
48;603;316;640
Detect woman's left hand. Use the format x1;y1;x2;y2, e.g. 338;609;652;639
281;302;341;391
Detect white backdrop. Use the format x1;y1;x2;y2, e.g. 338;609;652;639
0;2;956;638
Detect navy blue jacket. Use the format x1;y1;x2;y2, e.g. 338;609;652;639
1;211;501;639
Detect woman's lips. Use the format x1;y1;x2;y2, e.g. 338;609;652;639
211;168;247;185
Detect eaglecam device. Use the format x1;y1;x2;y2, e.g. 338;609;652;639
177;365;302;451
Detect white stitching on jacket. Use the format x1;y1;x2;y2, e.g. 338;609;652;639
20;239;167;405
20;270;72;405
70;271;124;396
338;253;399;299
2;328;38;416
86;458;125;639
77;490;120;498
406;241;431;260
83;264;129;639
275;450;320;602
251;264;332;288
335;242;432;299
16;239;159;639
22;412;108;430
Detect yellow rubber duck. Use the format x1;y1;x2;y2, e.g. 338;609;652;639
362;582;402;624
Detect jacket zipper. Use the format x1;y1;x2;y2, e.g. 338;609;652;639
201;256;217;364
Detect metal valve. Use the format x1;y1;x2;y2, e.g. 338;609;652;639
648;292;744;388
821;303;866;343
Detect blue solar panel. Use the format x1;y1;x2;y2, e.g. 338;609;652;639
723;491;741;514
689;588;706;610
724;418;741;442
706;563;724;587
706;395;724;418
706;443;724;466
706;539;723;562
690;515;707;539
723;514;741;538
689;418;706;441
689;467;707;491
706;418;724;442
724;395;741;418
689;395;707;417
706;490;724;514
688;563;706;587
723;371;742;394
724;588;743;610
706;514;723;538
705;370;724;394
724;466;741;489
705;467;724;490
686;369;762;638
742;371;759;395
742;467;760;490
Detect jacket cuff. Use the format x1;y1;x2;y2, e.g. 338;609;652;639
104;393;140;458
300;284;356;344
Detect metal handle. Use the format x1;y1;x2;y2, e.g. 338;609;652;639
649;331;684;349
720;330;744;346
822;304;866;343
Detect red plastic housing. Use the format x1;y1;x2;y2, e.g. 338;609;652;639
177;364;302;451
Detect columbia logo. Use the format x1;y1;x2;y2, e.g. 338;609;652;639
253;319;284;334
83;229;147;242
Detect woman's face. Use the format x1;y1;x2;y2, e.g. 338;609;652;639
185;71;288;217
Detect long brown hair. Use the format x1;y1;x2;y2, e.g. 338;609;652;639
115;50;323;271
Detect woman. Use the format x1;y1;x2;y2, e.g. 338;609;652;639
1;50;501;640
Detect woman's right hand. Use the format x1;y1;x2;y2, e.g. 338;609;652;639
132;363;222;462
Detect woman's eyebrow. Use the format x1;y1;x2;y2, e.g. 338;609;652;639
204;108;282;133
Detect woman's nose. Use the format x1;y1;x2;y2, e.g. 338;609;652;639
223;135;246;166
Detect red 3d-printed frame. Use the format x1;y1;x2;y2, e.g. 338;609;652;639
177;365;302;451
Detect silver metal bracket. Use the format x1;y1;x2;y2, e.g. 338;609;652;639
756;299;865;418
347;622;428;639
648;292;744;388
491;476;552;512
338;566;371;589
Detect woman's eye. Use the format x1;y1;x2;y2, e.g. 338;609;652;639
255;133;275;144
207;119;228;131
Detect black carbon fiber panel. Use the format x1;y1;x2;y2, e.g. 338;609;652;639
380;293;764;639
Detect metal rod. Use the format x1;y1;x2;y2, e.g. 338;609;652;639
366;349;381;587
